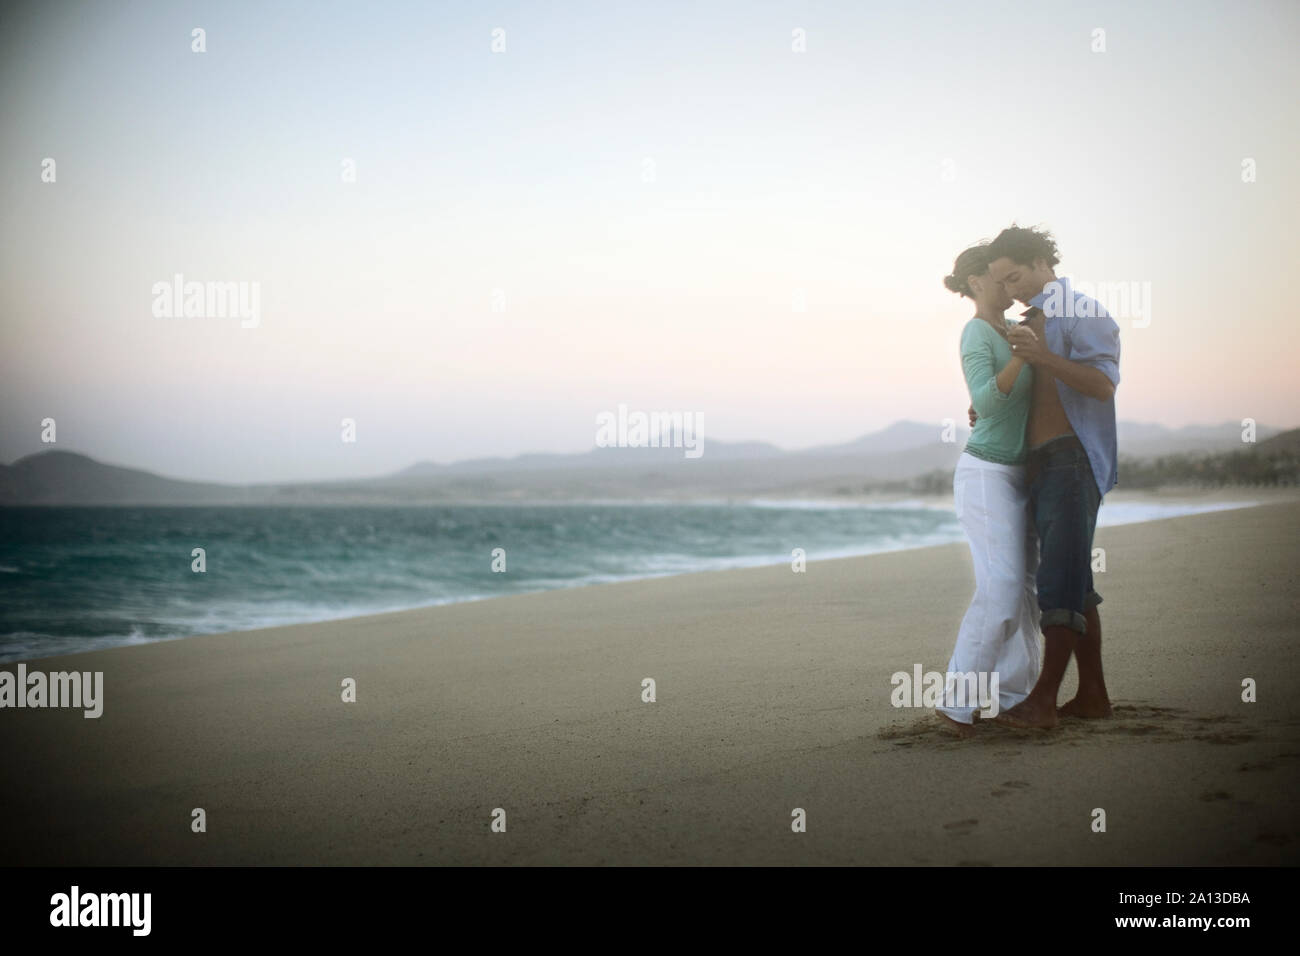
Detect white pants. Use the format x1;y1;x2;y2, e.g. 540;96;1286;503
938;451;1041;723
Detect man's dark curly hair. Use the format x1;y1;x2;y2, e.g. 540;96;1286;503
986;225;1060;269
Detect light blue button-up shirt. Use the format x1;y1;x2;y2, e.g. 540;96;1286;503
1022;276;1121;498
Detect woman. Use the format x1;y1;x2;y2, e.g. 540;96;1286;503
937;243;1042;735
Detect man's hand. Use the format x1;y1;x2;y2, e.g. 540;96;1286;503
1007;325;1046;364
968;404;977;428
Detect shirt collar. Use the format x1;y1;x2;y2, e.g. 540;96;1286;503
1023;275;1071;318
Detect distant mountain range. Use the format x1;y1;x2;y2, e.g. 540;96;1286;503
0;421;1290;506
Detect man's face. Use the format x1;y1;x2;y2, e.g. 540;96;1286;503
988;256;1047;305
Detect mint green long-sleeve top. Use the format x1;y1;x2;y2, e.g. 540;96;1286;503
960;317;1034;465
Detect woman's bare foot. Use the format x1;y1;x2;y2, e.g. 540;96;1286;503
936;712;977;737
993;697;1058;729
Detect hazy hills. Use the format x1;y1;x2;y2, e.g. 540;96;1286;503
0;421;1287;506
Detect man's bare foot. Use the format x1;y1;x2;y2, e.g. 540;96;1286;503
993;698;1058;730
936;712;977;738
1059;694;1113;718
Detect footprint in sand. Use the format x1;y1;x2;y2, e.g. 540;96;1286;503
1238;760;1274;772
943;818;979;835
1199;790;1233;802
878;704;1260;749
1076;704;1261;746
1239;753;1300;772
1195;730;1257;745
991;780;1031;797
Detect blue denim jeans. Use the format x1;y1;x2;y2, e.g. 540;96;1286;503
1026;435;1102;635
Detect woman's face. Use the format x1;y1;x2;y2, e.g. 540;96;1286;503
969;270;1013;312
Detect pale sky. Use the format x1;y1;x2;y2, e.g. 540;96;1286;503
2;0;1297;483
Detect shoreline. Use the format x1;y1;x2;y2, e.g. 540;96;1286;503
3;483;1296;510
4;490;1295;667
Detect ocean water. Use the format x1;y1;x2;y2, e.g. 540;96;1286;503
0;499;1256;663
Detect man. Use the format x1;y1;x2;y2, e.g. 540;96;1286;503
980;225;1121;729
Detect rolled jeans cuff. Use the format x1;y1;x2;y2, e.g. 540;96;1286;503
1039;608;1087;635
1039;591;1101;636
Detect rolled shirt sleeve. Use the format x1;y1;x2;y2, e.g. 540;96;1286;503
1064;305;1122;389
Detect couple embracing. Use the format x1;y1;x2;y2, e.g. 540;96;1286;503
938;225;1120;734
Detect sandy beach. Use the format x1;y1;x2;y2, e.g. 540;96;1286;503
2;500;1298;866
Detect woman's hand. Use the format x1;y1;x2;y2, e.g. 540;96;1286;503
1007;325;1044;364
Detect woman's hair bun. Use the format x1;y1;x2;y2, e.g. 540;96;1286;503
944;243;992;300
